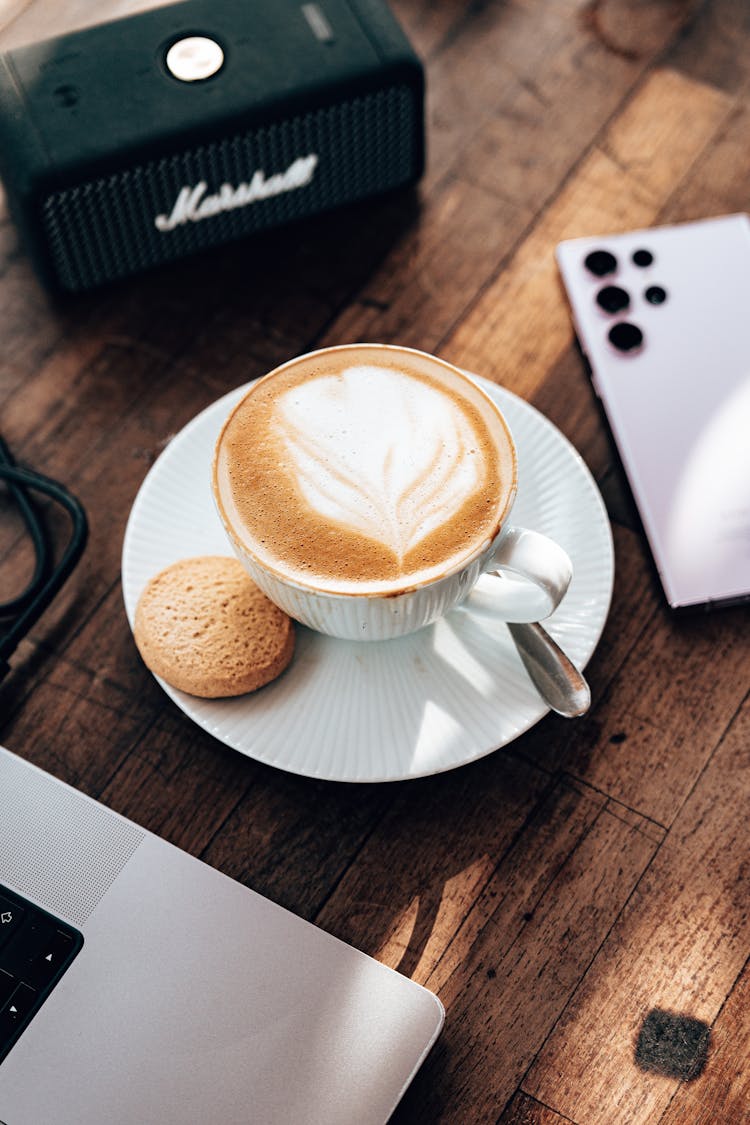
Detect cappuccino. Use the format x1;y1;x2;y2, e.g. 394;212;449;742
213;346;516;595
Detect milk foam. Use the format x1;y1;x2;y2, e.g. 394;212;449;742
215;349;515;594
274;365;483;563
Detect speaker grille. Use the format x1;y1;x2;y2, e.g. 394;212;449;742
41;84;417;291
0;752;144;927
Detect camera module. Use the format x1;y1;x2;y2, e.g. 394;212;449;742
632;249;653;267
608;322;643;353
645;285;667;305
584;250;618;277
596;285;630;314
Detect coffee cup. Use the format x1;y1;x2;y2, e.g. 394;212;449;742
211;344;572;640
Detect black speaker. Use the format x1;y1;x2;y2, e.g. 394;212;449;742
0;0;424;292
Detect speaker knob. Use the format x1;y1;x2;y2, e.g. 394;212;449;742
166;36;224;82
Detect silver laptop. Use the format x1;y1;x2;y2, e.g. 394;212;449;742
0;745;443;1124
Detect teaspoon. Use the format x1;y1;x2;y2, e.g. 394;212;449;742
507;620;591;718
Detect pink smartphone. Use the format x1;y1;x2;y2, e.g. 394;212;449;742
557;214;750;611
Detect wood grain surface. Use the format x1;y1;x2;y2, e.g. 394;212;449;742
1;1;749;1122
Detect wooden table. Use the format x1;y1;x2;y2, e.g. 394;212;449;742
1;1;749;1121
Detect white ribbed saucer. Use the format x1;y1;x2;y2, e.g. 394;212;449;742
121;377;614;782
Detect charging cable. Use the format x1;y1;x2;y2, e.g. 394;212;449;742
0;437;88;683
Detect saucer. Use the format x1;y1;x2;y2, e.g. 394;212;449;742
121;377;614;783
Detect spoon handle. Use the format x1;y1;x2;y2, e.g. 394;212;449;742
507;621;591;718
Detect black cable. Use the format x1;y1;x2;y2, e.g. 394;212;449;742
0;436;50;615
0;456;88;682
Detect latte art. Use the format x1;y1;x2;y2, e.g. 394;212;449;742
274;367;483;564
214;347;516;595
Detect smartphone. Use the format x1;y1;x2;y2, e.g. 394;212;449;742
556;213;750;611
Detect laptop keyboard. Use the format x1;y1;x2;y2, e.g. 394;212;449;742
0;885;82;1063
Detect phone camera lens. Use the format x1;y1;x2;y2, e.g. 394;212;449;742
632;249;653;267
596;285;630;314
645;285;667;305
608;322;644;353
584;250;618;277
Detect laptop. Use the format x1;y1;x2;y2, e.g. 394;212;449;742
0;745;443;1124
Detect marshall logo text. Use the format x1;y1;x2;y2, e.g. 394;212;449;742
154;154;319;232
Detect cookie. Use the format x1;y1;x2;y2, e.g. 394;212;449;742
134;556;295;698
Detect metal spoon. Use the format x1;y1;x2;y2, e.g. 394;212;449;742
507;620;591;718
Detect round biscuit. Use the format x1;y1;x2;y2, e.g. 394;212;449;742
134;556;295;697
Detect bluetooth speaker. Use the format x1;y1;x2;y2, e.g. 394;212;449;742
0;0;424;292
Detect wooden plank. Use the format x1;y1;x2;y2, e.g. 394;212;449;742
0;652;155;795
389;0;469;61
0;255;88;402
499;1091;580;1125
511;521;659;805
667;0;750;93
321;178;526;353
579;0;703;63
319;1;695;352
517;347;612;482
514;346;646;532
199;772;393;920
538;601;748;826
0;637;40;727
0;0;177;48
98;709;255;853
429;0;703;209
414;0;639;196
314;762;662;1124
663;94;750;223
407;789;661;1122
442;69;732;396
561;522;656;702
657;958;750;1124
314;752;550;973
523;695;750;1124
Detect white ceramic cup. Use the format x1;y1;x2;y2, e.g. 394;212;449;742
212;345;572;640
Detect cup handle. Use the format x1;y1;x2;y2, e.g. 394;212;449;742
485;526;572;622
